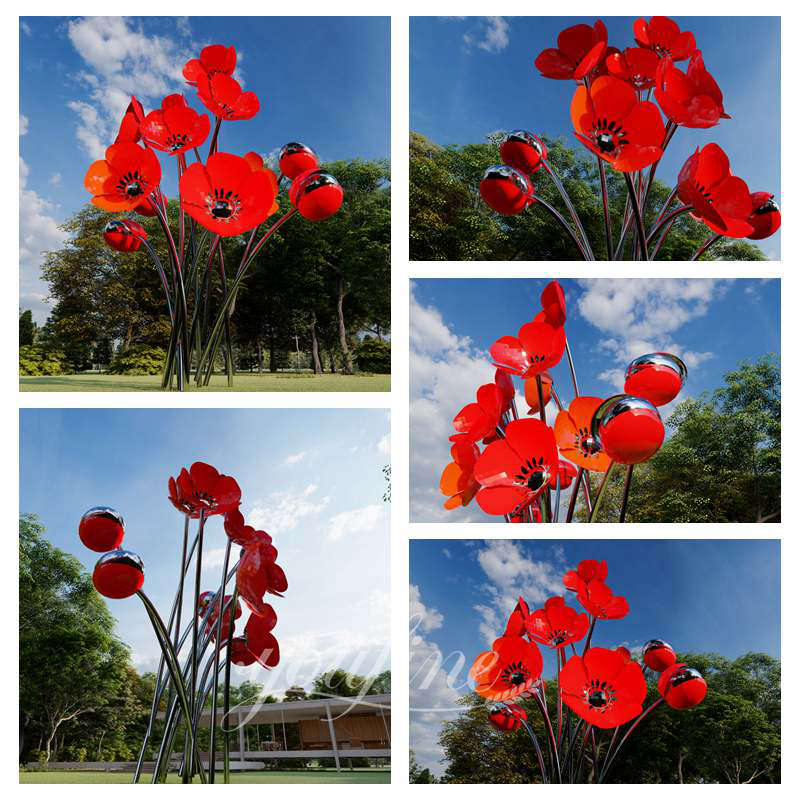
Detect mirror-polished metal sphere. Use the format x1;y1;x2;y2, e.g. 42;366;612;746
278;142;319;179
642;639;676;672
663;666;707;709
92;548;144;599
499;130;547;174
624;352;687;407
480;165;533;216
591;394;665;465
292;170;344;221
79;506;125;552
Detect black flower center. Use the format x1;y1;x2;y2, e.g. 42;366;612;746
755;198;779;215
577;427;602;457
117;170;145;198
593;118;628;157
693;181;713;204
584;679;617;712
501;660;530;687
207;188;241;221
515;457;550;493
167;133;190;152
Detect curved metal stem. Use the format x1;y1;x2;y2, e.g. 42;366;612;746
692;233;723;261
520;717;549;783
189;511;206;778
534;686;561;782
599;698;665;782
646;205;692;246
597;157;613;259
623;173;648;260
588;461;617;522
565;467;584;523
533;196;589;260
542;159;594;260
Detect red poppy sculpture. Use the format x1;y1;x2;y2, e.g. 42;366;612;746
481;16;780;260
469;558;706;782
82;41;344;390
77;459;287;783
439;280;684;522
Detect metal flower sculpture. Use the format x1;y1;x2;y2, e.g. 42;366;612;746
470;559;707;783
480;16;780;260
83;43;344;390
439;280;686;522
77;461;287;783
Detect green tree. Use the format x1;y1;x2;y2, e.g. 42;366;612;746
409;131;769;262
19;514;132;763
575;356;780;523
19;309;36;346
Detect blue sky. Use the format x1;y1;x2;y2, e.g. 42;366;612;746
20;16;390;321
409;538;780;774
20;408;390;692
410;16;781;257
410;278;780;522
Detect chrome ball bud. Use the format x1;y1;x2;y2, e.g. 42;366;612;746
479;165;533;216
79;506;125;552
642;639;677;672
499;130;547;174
591;394;665;465
660;665;707;709
92;548;144;599
290;170;344;221
624;353;687;407
278;142;319;179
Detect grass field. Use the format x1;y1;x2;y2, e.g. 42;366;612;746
19;373;390;392
19;769;390;784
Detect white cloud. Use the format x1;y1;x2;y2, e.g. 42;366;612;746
19;157;68;321
377;433;391;457
21;20;31;36
49;173;62;186
248;485;330;534
474;540;565;644
284;450;308;465
410;584;443;632
65;17;197;158
578;279;722;387
19;114;29;135
327;503;385;541
202;547;227;569
463;17;510;54
409;585;465;777
410;284;497;523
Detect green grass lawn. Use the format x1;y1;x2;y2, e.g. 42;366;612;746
19;372;390;392
19;769;390;784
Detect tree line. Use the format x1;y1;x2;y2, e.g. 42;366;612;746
20;158;390;377
19;514;389;767
410;131;769;262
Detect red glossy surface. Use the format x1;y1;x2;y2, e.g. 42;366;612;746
179;153;279;237
554;396;611;473
84;143;162;212
279;146;319;179
196;73;259;121
633;16;696;61
577;578;629;620
644;644;677;672
624;364;683;407
503;596;530;637
79;513;124;552
237;538;286;616
230;637;256;666
451;383;503;443
140;94;211;155
571;76;665;172
114;97;145;145
104;219;146;253
549;459;578;489
524;373;552;415
659;663;708;709
535;20;608;80
654;51;729;129
245;612;280;668
167;461;242;518
526;596;589;649
560;647;646;728
747;192;781;240
183;45;237;86
488;703;527;732
93;560;143;599
563;559;608;592
540;280;566;327
600;406;665;464
480;170;532;216
470;635;543;702
440;441;480;510
606;47;660;90
678;144;754;237
474;418;559;516
291;170;344;221
500;134;547;175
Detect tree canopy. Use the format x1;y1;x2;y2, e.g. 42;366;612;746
437;651;780;784
28;158;390;376
410;131;769;262
576;356;780;523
